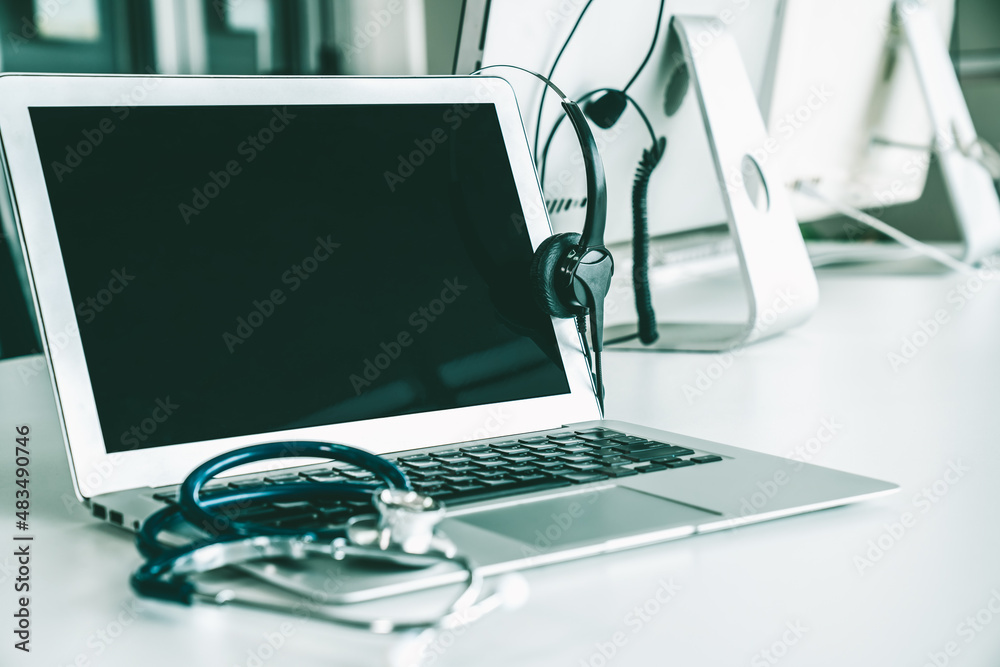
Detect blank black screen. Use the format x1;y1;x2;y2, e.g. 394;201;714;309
29;103;569;453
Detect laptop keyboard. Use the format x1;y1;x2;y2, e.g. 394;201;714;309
150;428;723;530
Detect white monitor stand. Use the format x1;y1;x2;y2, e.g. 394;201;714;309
893;0;1000;263
607;15;818;352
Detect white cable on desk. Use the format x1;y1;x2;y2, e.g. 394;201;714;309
794;181;978;276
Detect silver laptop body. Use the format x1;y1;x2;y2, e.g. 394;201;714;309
0;74;897;601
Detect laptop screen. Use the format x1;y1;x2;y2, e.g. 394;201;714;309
28;103;571;453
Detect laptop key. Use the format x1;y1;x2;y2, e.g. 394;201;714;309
558;444;592;453
442;475;477;484
432;453;469;462
691;455;723;464
503;465;538;474
494;447;530;456
575;430;624;440
472;469;507;479
558;472;610;484
519;442;559;451
445;483;485;493
476;478;519;488
303;472;349;483
665;459;696;469
598;466;639;478
475;459;508;468
501;455;535;464
531;450;564;459
402;459;443;469
632;464;667;473
624;446;694;462
264;473;304;483
434;477;571;505
518;437;549;444
650;457;679;465
511;473;548;482
610;436;651;445
464;450;502;459
443;463;478;473
558;454;596;463
566;463;603;472
341;470;376;480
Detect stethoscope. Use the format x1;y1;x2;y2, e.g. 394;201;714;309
131;441;525;634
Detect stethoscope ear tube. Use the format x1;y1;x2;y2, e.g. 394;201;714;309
176;441;411;540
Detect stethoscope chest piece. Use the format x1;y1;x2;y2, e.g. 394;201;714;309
344;488;456;566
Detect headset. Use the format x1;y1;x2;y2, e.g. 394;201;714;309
474;65;615;410
532;0;669;347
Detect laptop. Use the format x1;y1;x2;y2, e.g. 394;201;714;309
0;73;897;601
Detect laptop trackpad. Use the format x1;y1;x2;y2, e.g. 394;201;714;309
454;487;718;551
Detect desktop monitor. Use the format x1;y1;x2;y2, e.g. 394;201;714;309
761;0;1000;262
453;0;787;247
761;0;954;222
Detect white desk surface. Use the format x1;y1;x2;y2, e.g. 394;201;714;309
1;270;999;666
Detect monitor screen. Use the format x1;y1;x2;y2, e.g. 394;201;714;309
29;103;570;453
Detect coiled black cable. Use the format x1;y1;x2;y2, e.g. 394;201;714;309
631;137;666;345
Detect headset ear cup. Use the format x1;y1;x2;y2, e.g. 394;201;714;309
530;232;583;319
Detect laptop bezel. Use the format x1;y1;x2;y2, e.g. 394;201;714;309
0;73;602;500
